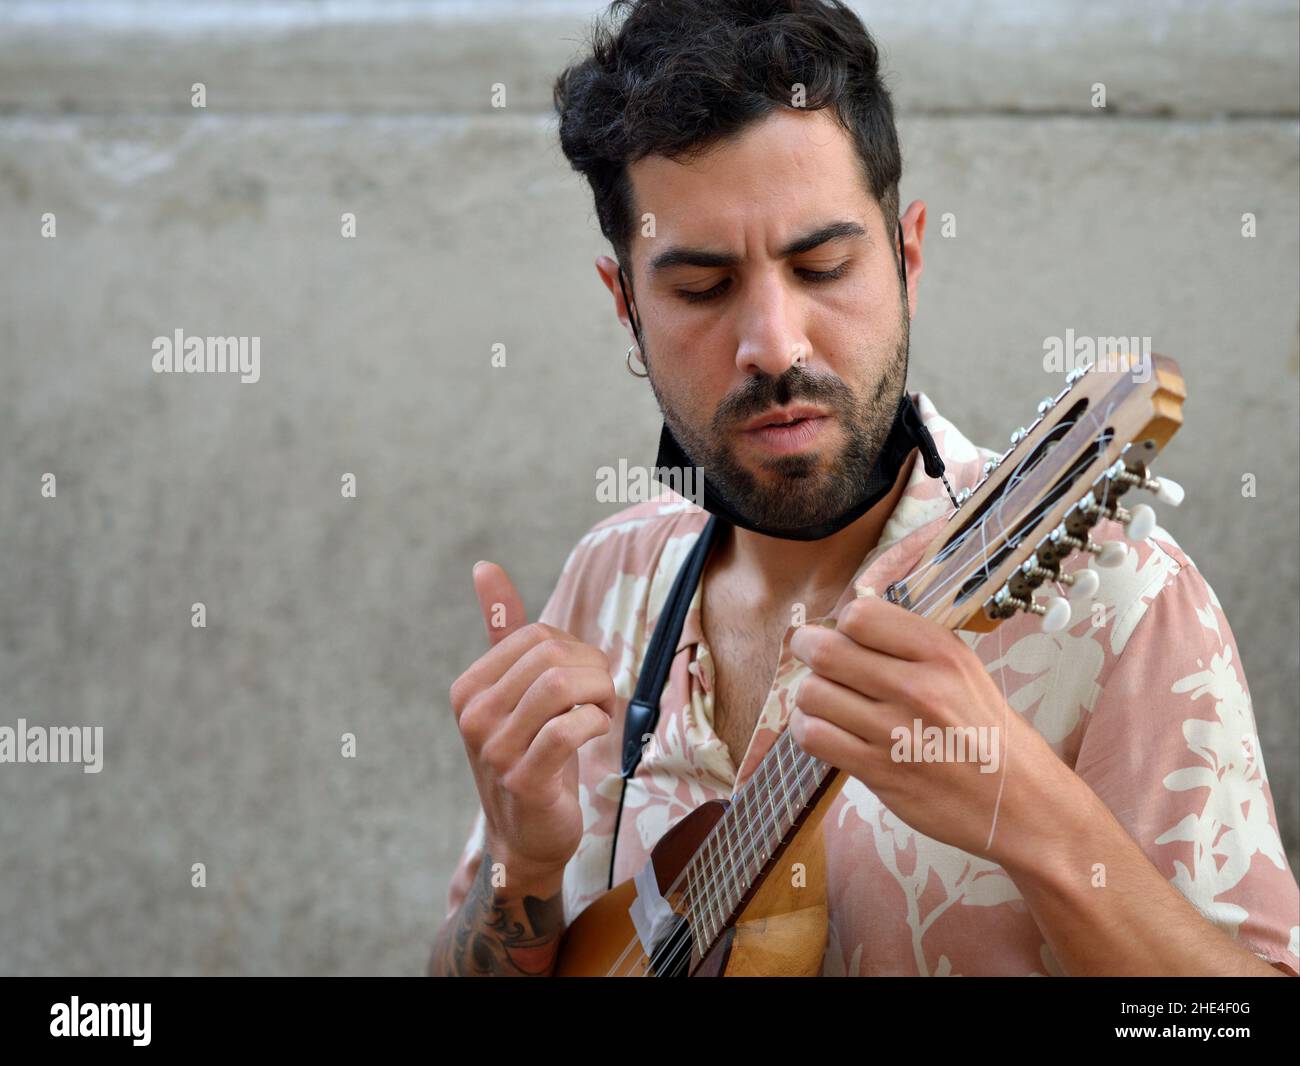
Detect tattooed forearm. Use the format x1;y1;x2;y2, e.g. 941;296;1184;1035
428;852;567;977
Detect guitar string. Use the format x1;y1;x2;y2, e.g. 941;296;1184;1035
893;411;1077;612
976;396;1121;859
898;394;1120;617
892;365;1101;590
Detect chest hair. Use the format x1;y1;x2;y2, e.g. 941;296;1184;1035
702;602;791;770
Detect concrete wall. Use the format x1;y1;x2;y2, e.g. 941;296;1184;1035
1;0;1296;975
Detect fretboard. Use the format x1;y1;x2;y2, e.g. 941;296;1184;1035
679;728;841;959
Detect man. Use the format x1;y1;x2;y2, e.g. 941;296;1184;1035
429;0;1299;976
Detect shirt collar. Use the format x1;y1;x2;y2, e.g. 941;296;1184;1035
860;390;987;567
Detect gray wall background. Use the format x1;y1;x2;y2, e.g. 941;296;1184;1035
1;0;1296;975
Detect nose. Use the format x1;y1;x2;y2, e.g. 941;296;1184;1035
734;268;810;378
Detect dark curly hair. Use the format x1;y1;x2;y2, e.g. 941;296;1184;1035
553;0;902;275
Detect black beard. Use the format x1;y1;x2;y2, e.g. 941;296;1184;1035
649;327;910;535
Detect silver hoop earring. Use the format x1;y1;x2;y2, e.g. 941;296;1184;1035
626;344;648;378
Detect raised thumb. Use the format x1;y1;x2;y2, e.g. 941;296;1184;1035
472;561;528;646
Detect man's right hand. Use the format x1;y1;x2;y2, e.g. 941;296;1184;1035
449;560;616;896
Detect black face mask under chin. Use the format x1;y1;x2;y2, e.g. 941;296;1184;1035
653;392;953;541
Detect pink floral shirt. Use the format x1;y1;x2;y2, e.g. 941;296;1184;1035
445;391;1300;976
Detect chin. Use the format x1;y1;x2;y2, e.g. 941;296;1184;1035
753;452;822;479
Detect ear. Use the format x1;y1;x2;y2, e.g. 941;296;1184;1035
596;255;640;347
899;200;926;319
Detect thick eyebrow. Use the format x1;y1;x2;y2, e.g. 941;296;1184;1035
646;219;868;276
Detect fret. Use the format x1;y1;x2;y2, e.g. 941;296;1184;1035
707;826;728;935
735;787;759;887
691;847;712;946
685;861;708;959
790;743;808;807
739;783;765;885
750;771;775;876
723;793;745;914
697;838;721;947
756;757;781;861
759;748;780;842
775;737;797;829
709;830;728;938
718;796;738;916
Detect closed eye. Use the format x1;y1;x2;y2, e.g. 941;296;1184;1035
797;261;851;284
677;261;851;304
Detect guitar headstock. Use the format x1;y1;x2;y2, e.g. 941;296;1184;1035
886;352;1187;632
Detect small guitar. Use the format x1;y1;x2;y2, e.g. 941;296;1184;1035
555;352;1187;977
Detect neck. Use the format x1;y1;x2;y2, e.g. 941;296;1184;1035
710;448;919;611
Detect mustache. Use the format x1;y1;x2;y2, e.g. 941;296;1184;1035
712;365;854;430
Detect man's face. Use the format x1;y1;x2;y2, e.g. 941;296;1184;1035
619;108;913;535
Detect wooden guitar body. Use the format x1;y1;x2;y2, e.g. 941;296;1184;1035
555;776;847;976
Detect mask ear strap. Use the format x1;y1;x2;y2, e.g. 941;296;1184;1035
897;219;908;290
617;265;645;353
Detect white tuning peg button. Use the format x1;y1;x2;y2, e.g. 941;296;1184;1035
1095;541;1128;568
1068;567;1100;600
1125;503;1157;541
1154;477;1184;507
1040;596;1073;633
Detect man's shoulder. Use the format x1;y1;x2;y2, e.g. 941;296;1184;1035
1091;515;1219;654
538;496;711;639
575;496;711;553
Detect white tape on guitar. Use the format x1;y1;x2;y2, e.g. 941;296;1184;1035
629;857;678;960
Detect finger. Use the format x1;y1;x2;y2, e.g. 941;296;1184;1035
450;622;579;721
473;561;528;647
487;639;611;724
794;669;896;748
509;702;613;791
834;593;940;661
486;664;615;767
790;625;918;705
787;704;874;772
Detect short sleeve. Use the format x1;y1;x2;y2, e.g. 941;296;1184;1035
1073;561;1299;975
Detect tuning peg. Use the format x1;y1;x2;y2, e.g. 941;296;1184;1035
1037;396;1056;415
1066;567;1100;600
1112;463;1185;508
1094;540;1128;568
1151;476;1184;507
1039;596;1073;632
996;588;1072;632
1124;503;1157;541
